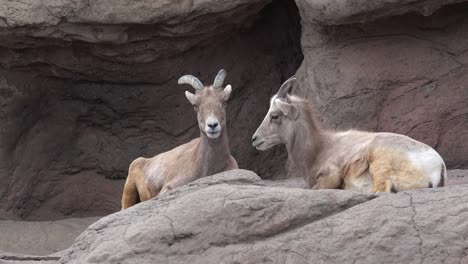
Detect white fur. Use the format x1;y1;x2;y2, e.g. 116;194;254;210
407;148;444;187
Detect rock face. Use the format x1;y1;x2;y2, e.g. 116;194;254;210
0;0;467;222
0;0;302;220
0;217;99;256
56;170;468;264
294;0;468;169
447;169;468;186
295;0;468;25
0;0;274;81
1;0;468;262
0;0;269;27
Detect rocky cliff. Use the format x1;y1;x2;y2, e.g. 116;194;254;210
0;0;302;220
0;0;467;221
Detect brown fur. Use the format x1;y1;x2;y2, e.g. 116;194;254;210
367;147;428;192
253;94;446;193
121;84;238;209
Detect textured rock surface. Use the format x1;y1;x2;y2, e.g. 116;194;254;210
263;176;307;189
295;0;468;25
0;0;272;81
447;169;468;186
0;217;99;255
1;170;466;259
294;1;468;170
0;253;59;264
0;0;467;261
0;0;467;222
55;170;468;264
0;0;302;220
0;0;269;27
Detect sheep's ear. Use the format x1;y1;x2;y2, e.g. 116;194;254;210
185;91;200;105
222;85;232;101
275;100;299;120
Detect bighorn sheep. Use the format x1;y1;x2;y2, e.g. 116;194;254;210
252;77;446;192
121;69;238;209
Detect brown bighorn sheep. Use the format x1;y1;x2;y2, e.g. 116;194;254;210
252;77;446;192
121;69;238;209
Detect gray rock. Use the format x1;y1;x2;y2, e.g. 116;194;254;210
56;170;467;264
0;217;99;255
0;0;272;76
0;253;59;264
295;0;468;25
263;177;307;189
0;0;270;28
447;169;468;186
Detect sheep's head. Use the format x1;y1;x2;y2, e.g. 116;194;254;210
252;76;299;150
178;69;232;139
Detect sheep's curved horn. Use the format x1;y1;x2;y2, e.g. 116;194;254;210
277;76;296;98
178;75;204;90
213;69;227;89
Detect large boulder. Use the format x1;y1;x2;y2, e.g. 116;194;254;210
55;170;468;264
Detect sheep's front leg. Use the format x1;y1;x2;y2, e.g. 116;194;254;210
310;168;342;190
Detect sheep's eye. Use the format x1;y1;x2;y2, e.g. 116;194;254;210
194;105;199;111
271;115;279;120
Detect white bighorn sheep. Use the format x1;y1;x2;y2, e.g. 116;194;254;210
252;77;446;192
121;69;238;209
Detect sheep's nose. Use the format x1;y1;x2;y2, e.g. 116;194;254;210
252;135;258;142
208;122;218;129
